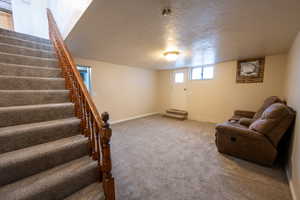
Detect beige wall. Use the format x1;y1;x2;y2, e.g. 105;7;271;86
284;32;300;200
12;0;49;38
158;54;287;123
75;58;159;123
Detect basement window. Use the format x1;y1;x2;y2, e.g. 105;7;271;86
191;66;214;80
174;72;184;83
77;65;92;92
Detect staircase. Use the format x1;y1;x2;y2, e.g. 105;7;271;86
164;109;188;120
0;28;106;199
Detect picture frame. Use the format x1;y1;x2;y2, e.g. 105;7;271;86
236;57;265;83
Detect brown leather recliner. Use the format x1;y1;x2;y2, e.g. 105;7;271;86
215;103;296;166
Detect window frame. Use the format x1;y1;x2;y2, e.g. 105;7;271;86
190;65;214;80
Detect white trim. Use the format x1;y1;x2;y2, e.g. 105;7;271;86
110;112;159;125
286;168;297;200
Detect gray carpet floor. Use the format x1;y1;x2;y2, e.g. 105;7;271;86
111;115;292;200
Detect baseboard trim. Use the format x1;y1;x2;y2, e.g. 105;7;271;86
110;112;159;125
286;168;297;200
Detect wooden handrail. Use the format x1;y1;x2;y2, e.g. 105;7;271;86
47;8;115;200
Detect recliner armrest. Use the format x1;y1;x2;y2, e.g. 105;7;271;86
239;118;254;127
216;122;264;141
234;110;256;118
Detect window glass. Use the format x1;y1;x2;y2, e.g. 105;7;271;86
77;65;92;91
203;66;214;79
191;67;202;80
190;66;214;80
175;72;184;83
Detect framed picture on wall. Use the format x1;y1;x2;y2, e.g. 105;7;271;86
236;57;265;83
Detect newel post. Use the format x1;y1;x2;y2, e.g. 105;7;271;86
101;112;115;200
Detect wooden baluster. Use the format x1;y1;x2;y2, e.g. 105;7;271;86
86;108;93;157
94;120;103;182
84;103;90;137
80;94;86;132
73;81;80;118
90;117;96;159
70;70;76;103
94;120;101;165
81;98;88;136
101;112;115;200
88;111;97;160
77;90;83;120
66;66;75;103
79;95;84;120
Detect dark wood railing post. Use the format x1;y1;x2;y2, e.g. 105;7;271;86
101;112;115;200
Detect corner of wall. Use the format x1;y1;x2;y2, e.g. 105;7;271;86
284;31;300;200
286;167;297;200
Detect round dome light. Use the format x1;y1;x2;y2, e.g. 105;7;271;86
163;51;180;61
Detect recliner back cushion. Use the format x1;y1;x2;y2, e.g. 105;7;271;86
253;96;282;120
249;103;294;146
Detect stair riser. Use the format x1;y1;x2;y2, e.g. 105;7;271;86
0;139;89;186
0;77;65;90
0;104;75;127
0;36;52;51
166;111;188;116
0;91;70;107
0;119;81;154
0;29;51;44
0;43;56;58
64;183;105;200
0;53;58;68
164;114;186;120
0;64;62;78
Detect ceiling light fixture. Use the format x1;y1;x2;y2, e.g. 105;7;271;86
163;51;180;61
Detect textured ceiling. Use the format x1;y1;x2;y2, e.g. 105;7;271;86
66;0;300;70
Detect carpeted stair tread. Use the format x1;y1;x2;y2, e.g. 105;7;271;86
0;117;81;154
0;52;58;67
64;182;105;200
0;28;51;44
0;43;56;58
0;63;61;78
164;112;186;120
0;103;75;127
0;34;52;51
0;90;70;107
0;156;99;200
0;135;89;186
0;75;65;90
166;109;188;115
